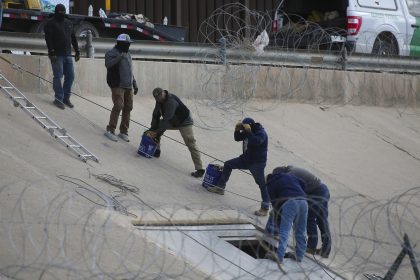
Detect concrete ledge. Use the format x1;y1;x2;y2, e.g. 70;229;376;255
131;208;252;226
1;53;419;106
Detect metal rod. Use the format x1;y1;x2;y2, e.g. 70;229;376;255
383;234;420;280
404;234;420;280
1;31;420;73
86;30;94;58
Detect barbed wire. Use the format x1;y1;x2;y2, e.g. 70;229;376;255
0;3;419;279
0;172;419;279
191;3;419;128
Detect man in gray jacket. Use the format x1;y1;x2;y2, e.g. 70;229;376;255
147;88;204;177
104;34;138;142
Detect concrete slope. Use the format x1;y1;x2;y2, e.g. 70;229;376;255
0;87;419;279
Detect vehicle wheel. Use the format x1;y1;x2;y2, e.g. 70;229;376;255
29;21;46;34
75;21;99;38
372;35;398;56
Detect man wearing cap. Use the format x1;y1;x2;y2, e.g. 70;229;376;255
104;34;139;142
207;118;270;216
44;4;80;109
272;166;331;258
147;88;204;178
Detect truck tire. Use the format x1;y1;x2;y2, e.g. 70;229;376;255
29;21;46;34
372;34;398;56
75;21;99;38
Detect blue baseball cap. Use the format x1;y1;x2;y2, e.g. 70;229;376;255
242;117;255;125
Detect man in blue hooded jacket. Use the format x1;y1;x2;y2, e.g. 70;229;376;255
272;166;331;258
265;171;308;264
207;117;270;216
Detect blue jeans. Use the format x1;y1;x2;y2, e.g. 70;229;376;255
307;184;331;255
0;1;3;29
265;210;279;236
277;199;308;262
218;157;270;209
50;56;75;102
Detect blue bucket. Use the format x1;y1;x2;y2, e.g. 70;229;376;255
202;164;223;188
137;134;157;158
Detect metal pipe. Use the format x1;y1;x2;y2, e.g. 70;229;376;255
86;30;94;58
105;0;111;13
1;31;420;74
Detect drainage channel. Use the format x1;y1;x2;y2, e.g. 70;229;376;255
135;223;344;280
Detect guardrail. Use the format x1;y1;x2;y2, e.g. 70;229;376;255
1;31;420;74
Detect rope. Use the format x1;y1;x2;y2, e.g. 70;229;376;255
0;55;260;203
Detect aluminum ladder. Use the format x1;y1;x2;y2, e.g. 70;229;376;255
0;73;99;163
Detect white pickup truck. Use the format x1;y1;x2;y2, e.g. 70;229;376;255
276;0;420;57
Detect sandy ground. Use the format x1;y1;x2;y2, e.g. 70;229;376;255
0;87;419;279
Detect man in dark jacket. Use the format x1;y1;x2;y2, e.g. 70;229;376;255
273;165;331;258
265;171;308;263
104;34;138;142
147;88;204;177
44;4;80;110
207;117;270;216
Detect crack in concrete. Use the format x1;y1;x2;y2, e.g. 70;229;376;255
375;133;420;162
337;112;420;163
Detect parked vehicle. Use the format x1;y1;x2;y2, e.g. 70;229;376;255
274;0;420;57
0;2;186;42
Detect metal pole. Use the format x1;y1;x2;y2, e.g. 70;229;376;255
176;0;182;27
105;0;111;13
218;37;227;65
86;30;94;58
383;247;406;280
244;0;250;39
384;234;420;280
403;234;420;280
340;47;348;71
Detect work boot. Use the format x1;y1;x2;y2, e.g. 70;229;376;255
104;131;118;142
153;149;161;158
265;251;288;273
191;169;205;178
53;99;65;110
118;133;130;142
63;99;74;108
206;186;225;195
254;208;269;216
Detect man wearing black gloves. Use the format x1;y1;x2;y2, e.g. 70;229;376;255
147;88;204;177
207;117;270;216
44;4;80;110
104;34;138;142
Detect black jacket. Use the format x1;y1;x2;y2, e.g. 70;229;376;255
151;92;192;135
44;16;79;56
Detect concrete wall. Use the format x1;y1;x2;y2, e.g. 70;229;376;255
1;54;419;106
